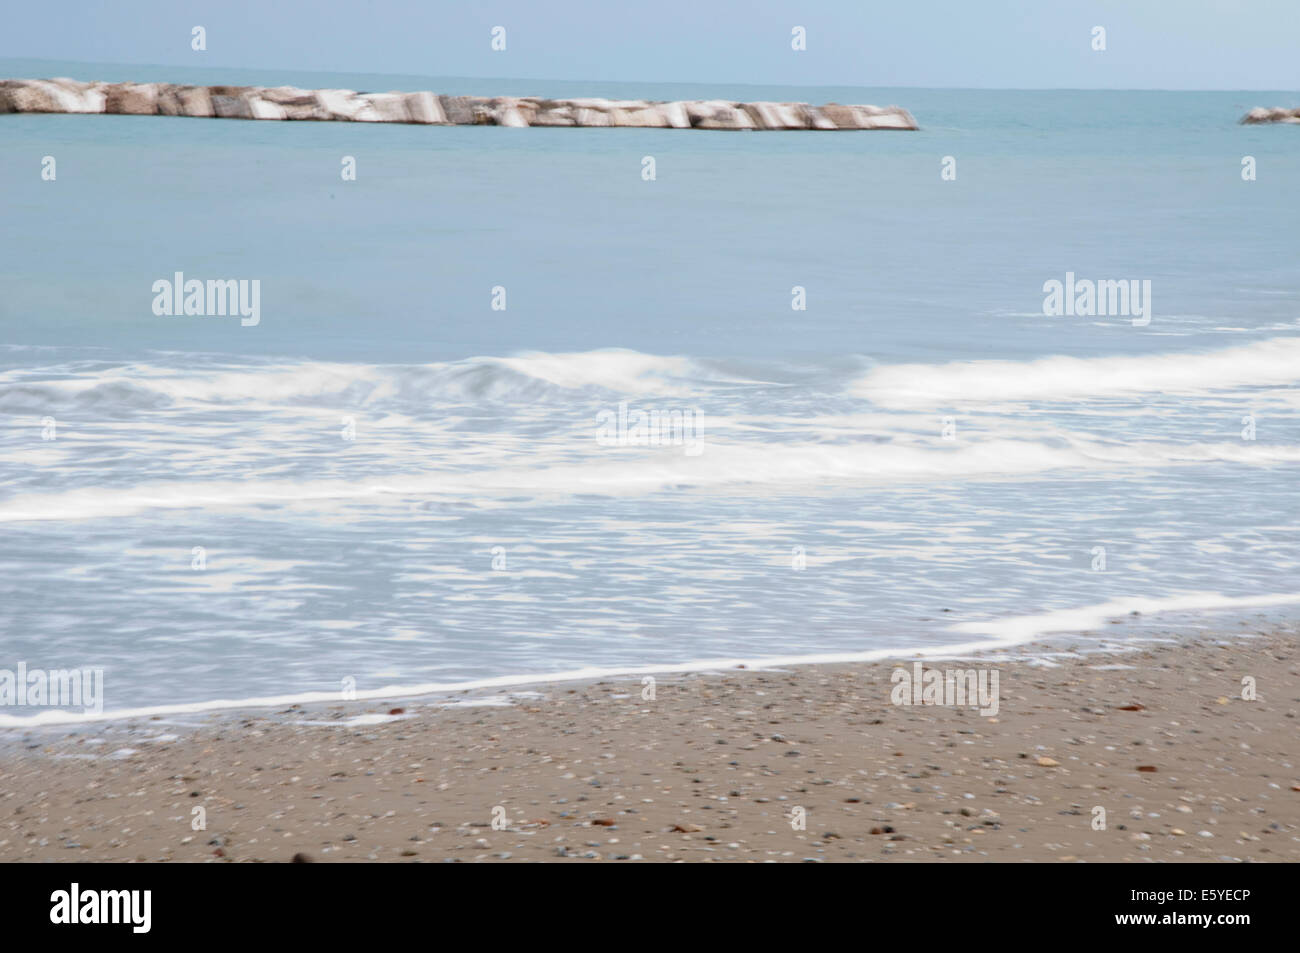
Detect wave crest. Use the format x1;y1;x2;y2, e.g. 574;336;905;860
852;336;1300;407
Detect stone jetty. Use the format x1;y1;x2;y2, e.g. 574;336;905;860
0;77;917;130
1240;106;1300;125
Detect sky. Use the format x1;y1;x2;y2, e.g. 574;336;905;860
2;0;1298;90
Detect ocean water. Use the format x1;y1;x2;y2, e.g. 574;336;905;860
2;59;1298;722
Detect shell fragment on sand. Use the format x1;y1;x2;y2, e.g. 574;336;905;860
0;77;918;129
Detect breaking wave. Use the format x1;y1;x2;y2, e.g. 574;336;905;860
852;336;1300;407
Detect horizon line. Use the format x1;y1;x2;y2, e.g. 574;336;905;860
2;55;1297;95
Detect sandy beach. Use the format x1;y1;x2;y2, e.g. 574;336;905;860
2;627;1296;863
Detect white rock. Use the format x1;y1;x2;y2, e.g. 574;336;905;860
861;107;916;129
104;82;159;115
0;79;919;132
802;106;838;130
42;78;104;113
177;86;214;118
530;104;576;126
363;93;411;123
1242;106;1300;124
211;94;253;119
493;103;528;127
404;90;447;124
610;107;668;128
259;86;310;104
574;107;611;126
743;101;807;129
657;101;691;128
438;96;486;124
562;97;617;110
259;87;325;118
688;100;756;130
316;89;379;121
247;96;287;120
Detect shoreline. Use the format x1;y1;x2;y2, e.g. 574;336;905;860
4;595;1298;733
1;627;1294;862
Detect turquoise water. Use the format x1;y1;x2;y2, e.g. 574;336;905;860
1;60;1298;719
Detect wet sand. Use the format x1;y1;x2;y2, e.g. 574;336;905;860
1;630;1296;862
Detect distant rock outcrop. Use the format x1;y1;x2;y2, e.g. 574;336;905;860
0;78;918;130
1240;106;1300;125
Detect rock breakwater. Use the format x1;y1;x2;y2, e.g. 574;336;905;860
0;78;918;130
1240;106;1300;124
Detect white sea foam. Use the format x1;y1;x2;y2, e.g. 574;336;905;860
949;592;1300;641
3;346;1297;717
852;336;1300;407
2;436;1297;522
2;590;1293;728
0;349;718;414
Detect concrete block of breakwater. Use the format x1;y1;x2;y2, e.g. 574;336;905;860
248;96;287;120
490;98;530;127
261;86;328;120
156;85;185;116
51;78;106;113
687;100;757;130
174;85;214;118
404;90;447;124
1241;106;1300;124
742;101;810;130
802;106;838;130
659;101;692;128
104;82;160;115
211;90;253;119
438;95;491;125
528;101;576;126
315;89;380;122
610;106;670;127
0;78;105;113
858;107;916;130
363;92;411;123
574;107;612;127
826;103;916;129
0;80;46;112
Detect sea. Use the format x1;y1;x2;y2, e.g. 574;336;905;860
1;58;1298;724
